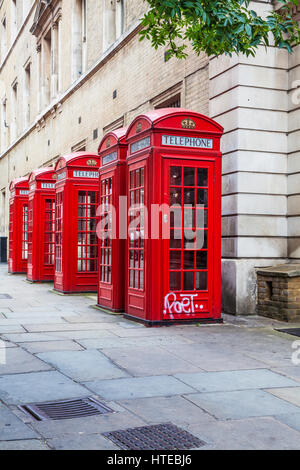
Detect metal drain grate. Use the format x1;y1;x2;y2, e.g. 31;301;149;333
20;397;113;421
103;423;206;450
276;328;300;338
0;294;12;299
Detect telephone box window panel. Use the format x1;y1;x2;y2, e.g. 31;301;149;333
26;168;57;283
54;152;101;294
124;109;223;326
98;127;128;313
77;191;99;273
8;177;29;274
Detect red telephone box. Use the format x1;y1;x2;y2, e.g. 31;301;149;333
125;109;223;326
27;168;56;282
8;177;29;274
97;128;128;312
54;152;100;294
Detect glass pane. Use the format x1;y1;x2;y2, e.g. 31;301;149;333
197;189;208;207
140;252;144;269
170;229;182;249
170;251;181;270
135;169;140;187
184;209;194;229
140;270;144;290
170;188;182;206
78;192;86;204
183;251;195;270
129;270;134;288
130;171;135;189
140;168;144;186
184;167;195;186
170;271;181;291
134;270;139;288
184;189;195;206
196;210;208;229
196;230;207;250
183;230;195;249
183;272;194;291
196;251;207;269
170;167;182;186
197;168;208;187
170;209;182;229
196;272;207;291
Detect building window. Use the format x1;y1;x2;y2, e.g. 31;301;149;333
11;0;17;41
1;98;8;152
23;0;32;20
103;0;125;51
116;0;124;38
42;29;51;107
72;0;87;81
1;190;6;234
24;61;31;129
103;116;124;134
155;94;181;109
71;139;87;152
1;17;7;61
11;81;18;142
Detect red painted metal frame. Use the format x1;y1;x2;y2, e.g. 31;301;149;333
124;108;223;326
8;177;29;274
27;168;56;282
97;127;128;312
54;152;100;294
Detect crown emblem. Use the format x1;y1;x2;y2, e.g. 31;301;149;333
181;118;196;129
136;122;142;133
87;159;97;167
106;138;111;148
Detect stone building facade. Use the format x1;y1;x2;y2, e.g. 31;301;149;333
0;0;299;315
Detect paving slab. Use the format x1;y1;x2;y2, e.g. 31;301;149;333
39;330;118;340
0;404;38;440
187;416;300;450
175;369;299;392
244;351;296;368
77;335;193;350
48;434;119;450
0;347;52;374
0;371;90;404
37;349;129;382
3;333;70;343
271;366;300;382
104;326;184;338
23;340;84;354
0;325;26;333
185;389;300;420
23;322;120;332
274;413;300;433
63;314;119;324
84;375;196;400
0;340;16;348
29;410;146;439
160;343;267;371
118;395;216;426
266;387;300;407
0;440;49;450
101;346;201;376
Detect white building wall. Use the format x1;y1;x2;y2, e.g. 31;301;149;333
210;0;291;314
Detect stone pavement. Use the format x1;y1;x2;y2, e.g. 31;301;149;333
0;264;300;450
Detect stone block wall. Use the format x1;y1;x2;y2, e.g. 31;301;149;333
257;264;300;322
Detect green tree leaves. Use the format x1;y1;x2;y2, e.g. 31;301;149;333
139;0;300;59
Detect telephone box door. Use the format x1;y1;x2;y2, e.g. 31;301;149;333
163;159;215;320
